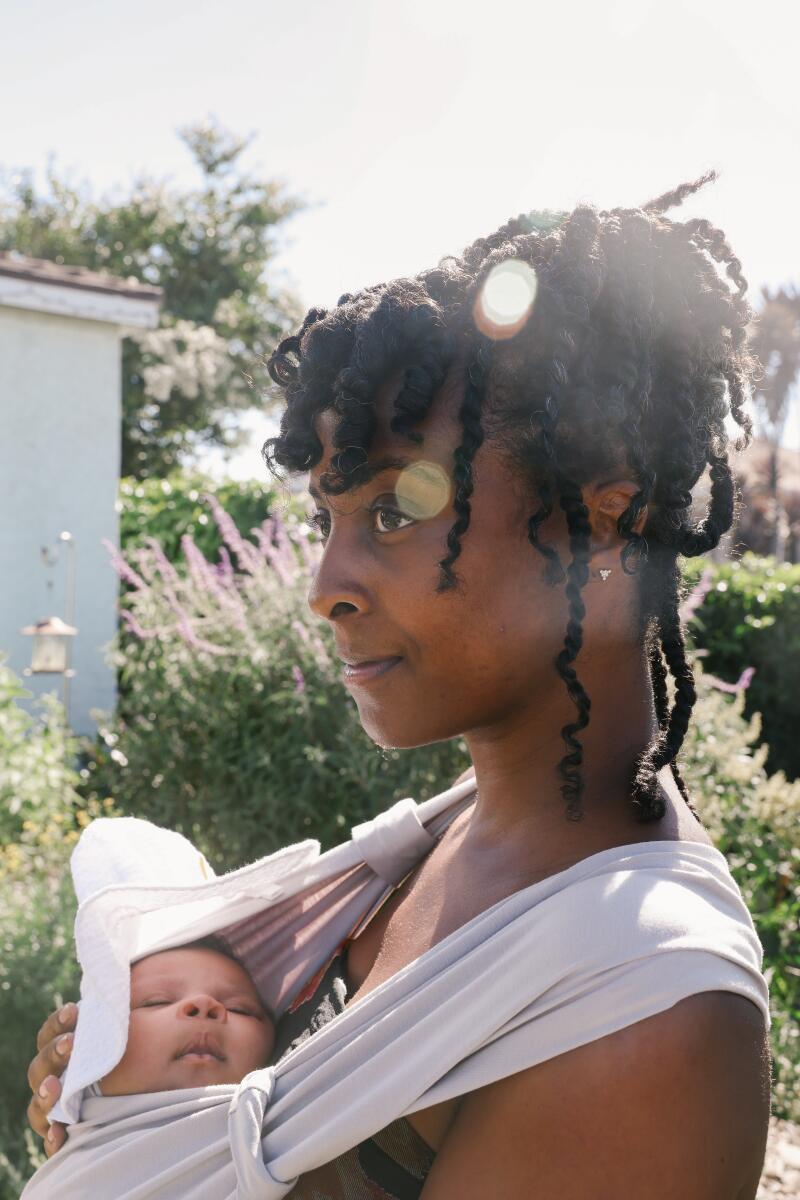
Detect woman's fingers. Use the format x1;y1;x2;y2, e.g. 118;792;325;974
27;1005;76;1155
35;1002;77;1053
27;1030;73;1096
45;1122;68;1157
26;1097;67;1158
26;1075;64;1143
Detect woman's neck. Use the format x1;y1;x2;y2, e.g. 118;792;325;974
460;646;668;863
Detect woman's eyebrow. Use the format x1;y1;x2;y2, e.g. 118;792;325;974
308;454;414;501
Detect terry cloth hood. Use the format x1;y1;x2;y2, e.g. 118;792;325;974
25;777;769;1200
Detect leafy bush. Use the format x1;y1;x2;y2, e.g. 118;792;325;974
87;497;469;870
681;553;800;782
682;655;800;1122
117;472;280;563
0;661;110;1197
0;667;81;849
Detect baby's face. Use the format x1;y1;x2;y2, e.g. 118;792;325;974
99;947;275;1096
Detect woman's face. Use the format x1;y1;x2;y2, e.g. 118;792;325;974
99;948;274;1096
307;370;617;752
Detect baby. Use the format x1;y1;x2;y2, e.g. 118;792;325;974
97;935;275;1096
20;936;278;1198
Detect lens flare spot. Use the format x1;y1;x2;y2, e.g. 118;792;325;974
474;259;538;341
396;461;451;520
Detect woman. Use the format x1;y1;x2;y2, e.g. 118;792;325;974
27;172;772;1197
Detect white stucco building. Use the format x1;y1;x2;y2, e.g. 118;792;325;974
0;253;161;735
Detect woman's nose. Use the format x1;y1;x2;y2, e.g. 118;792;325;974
306;543;371;622
177;994;227;1021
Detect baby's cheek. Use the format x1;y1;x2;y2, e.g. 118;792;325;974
262;1021;276;1063
98;1012;153;1093
245;1020;275;1070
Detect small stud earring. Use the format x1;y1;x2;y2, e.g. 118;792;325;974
599;568;612;582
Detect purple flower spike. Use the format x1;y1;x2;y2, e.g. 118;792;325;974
144;537;180;585
705;665;756;694
216;545;235;584
120;609;157;640
102;539;147;591
679;567;715;624
292;665;306;693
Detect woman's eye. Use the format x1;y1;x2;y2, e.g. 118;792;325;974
303;505;413;542
230;1007;260;1018
139;999;170;1008
372;506;414;535
304;510;330;539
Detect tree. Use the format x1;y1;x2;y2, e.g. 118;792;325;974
749;287;800;559
0;119;302;478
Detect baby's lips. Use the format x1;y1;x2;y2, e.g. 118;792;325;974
176;1033;225;1060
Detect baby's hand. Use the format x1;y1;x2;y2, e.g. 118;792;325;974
26;1003;77;1157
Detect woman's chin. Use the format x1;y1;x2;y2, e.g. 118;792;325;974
362;714;460;753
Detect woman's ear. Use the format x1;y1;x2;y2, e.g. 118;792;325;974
584;478;649;551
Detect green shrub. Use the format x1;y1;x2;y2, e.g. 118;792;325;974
0;662;109;1198
117;471;280;563
681;553;800;782
0;665;84;849
682;656;800;1121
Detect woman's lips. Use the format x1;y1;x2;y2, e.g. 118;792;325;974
341;657;402;685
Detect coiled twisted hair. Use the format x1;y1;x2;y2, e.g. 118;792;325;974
263;171;756;825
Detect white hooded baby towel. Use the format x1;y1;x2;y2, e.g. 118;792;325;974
23;777;770;1199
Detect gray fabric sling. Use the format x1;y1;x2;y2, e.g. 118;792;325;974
23;778;770;1199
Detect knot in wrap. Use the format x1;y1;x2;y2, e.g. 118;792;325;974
229;1067;292;1198
351;797;437;886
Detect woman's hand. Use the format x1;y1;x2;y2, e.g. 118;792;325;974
26;1003;77;1157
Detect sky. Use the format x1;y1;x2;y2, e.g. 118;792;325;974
3;0;799;472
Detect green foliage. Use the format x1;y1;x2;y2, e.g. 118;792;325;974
0;663;82;848
681;553;800;782
682;657;800;1122
118;472;279;563
0;118;302;478
0;660;111;1198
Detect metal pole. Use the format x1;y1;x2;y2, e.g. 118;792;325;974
59;532;75;727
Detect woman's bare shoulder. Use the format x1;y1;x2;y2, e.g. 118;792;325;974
421;991;771;1199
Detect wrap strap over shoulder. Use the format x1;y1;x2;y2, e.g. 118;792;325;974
351;797;437;886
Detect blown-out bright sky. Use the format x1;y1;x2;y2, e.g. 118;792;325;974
4;0;799;469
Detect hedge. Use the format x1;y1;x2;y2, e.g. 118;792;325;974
681;553;800;782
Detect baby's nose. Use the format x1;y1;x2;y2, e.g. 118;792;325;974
178;994;227;1021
